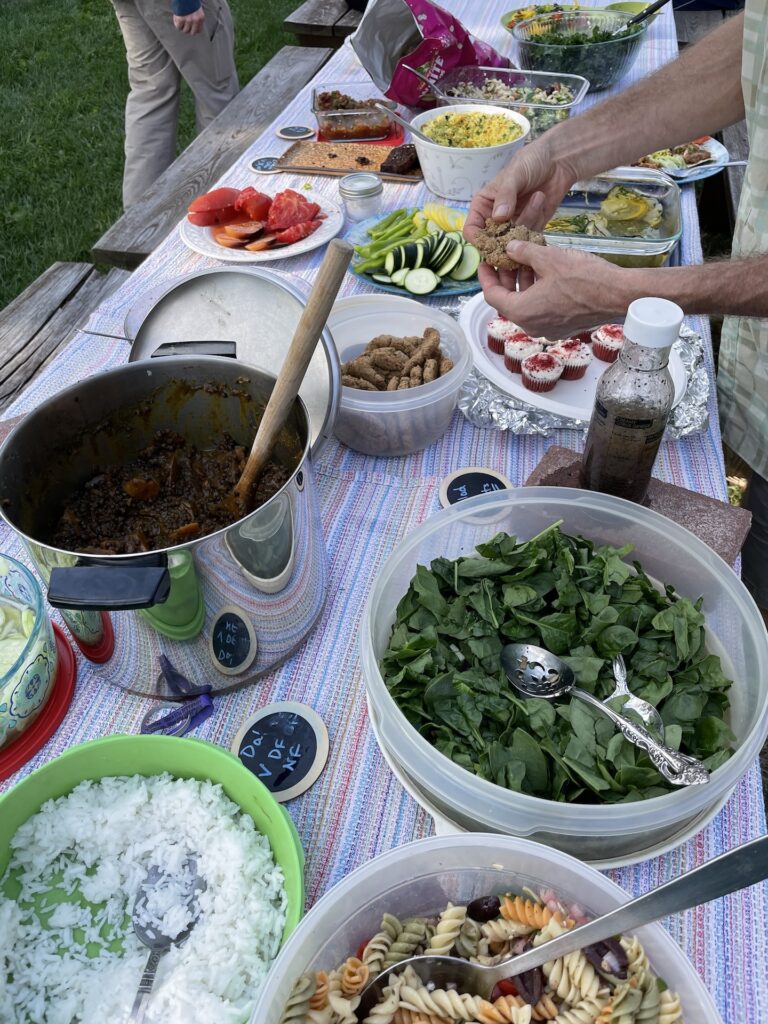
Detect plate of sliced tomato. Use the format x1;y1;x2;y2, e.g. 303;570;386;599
180;185;344;262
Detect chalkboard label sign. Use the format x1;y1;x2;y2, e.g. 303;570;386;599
231;702;329;802
439;467;512;509
209;605;257;676
250;156;279;175
276;125;315;140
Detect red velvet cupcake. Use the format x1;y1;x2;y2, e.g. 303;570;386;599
521;351;564;392
549;338;593;380
591;323;625;363
503;332;543;373
487;316;515;355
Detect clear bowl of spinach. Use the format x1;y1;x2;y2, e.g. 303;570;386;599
362;489;768;865
512;10;648;92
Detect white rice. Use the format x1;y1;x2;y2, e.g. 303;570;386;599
0;774;287;1024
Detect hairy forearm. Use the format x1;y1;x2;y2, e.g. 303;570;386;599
613;256;768;319
547;14;745;179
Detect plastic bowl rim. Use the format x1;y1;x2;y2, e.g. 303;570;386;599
511;8;649;46
0;554;47;693
361;487;768;831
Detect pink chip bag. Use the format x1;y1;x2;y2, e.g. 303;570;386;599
350;0;512;108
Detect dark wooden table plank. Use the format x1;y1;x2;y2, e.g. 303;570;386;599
0;265;129;414
92;45;333;270
335;8;363;36
284;0;351;46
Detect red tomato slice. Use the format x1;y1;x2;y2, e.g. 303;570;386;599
187;187;242;226
273;219;322;245
267;189;321;232
491;979;518;1000
234;187;273;222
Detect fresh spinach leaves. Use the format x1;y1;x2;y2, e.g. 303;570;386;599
381;524;734;803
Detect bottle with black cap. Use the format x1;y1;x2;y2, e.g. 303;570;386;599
581;297;684;503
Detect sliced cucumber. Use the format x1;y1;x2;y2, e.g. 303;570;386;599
428;238;452;269
449;243;481;281
446;231;464;244
435;241;464;277
404;268;439;295
371;273;393;284
391;268;410;286
402;242;424;269
384;251;397;276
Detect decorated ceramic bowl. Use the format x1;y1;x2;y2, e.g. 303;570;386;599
0;555;57;750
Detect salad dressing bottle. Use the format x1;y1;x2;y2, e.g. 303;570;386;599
581;297;684;503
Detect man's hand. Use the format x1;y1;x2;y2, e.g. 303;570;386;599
173;7;205;34
479;243;631;338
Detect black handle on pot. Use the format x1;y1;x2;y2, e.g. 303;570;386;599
150;340;237;358
48;554;171;611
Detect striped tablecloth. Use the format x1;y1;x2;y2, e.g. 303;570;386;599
1;4;765;1021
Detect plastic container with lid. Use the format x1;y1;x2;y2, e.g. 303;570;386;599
544;166;682;268
328;295;472;457
432;66;589;139
249;834;724;1024
361;488;768;865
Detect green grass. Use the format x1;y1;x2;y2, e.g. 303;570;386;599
0;0;298;309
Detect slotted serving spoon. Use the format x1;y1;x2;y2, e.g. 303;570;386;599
355;832;768;1017
501;643;709;787
228;238;352;515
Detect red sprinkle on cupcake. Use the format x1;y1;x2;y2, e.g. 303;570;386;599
550;338;593;380
591;323;625;363
487;316;515;355
504;334;543;373
521;351;564;392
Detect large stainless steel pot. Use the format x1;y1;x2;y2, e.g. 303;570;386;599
0;356;328;695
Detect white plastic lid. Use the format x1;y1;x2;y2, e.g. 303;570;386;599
623;297;684;348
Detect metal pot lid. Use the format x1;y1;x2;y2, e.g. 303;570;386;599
125;267;340;456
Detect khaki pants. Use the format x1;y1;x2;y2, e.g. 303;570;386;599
111;0;239;207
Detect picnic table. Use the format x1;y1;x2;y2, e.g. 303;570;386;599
1;4;765;1021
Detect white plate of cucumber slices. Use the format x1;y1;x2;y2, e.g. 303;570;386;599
347;207;482;298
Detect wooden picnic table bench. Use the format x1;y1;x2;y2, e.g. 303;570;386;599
284;0;362;49
0;262;129;421
91;45;332;270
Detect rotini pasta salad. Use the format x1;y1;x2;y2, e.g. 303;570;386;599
279;885;683;1024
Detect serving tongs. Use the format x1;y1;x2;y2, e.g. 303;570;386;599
609;0;671;35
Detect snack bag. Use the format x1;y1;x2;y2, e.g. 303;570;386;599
350;0;512;108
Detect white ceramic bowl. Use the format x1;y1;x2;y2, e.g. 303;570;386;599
410;103;530;202
328;295;472;456
249;835;724;1024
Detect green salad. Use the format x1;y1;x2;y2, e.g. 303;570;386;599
537;23;639;44
381;524;734;804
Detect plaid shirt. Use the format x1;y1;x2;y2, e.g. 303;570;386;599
717;0;768;478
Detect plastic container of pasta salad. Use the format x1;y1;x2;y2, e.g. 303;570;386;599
250;835;723;1023
361;488;768;866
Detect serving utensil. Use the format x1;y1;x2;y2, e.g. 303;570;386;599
501;643;709;786
604;653;664;735
663;158;747;179
402;64;438;100
374;103;435;145
355;831;768;1016
129;857;206;1022
231;238;352;513
610;0;671;35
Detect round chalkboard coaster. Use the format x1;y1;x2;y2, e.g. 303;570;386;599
439;467;513;510
209;605;258;676
231;702;329;802
276;125;315;140
250;156;280;174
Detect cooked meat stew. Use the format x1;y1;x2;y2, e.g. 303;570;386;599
52;430;291;554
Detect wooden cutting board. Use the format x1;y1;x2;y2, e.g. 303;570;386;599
275;142;422;183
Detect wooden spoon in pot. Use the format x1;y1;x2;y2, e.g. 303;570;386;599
229;237;353;517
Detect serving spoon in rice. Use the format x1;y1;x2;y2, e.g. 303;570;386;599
129;857;206;1022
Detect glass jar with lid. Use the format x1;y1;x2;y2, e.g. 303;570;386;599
339;172;384;222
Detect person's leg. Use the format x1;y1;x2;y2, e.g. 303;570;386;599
742;471;768;626
111;1;181;208
135;0;239;135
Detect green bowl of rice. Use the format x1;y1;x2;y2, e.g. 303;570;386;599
0;734;305;1023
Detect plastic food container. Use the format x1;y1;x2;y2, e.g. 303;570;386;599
409;104;530;202
328;295;472;456
512;10;648;92
544;166;682;268
311;83;396;141
361;489;768;865
433;66;589;139
0;735;305;940
0;555;57;750
249;835;724;1024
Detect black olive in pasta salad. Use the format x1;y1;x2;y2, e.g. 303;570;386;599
278;887;684;1023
